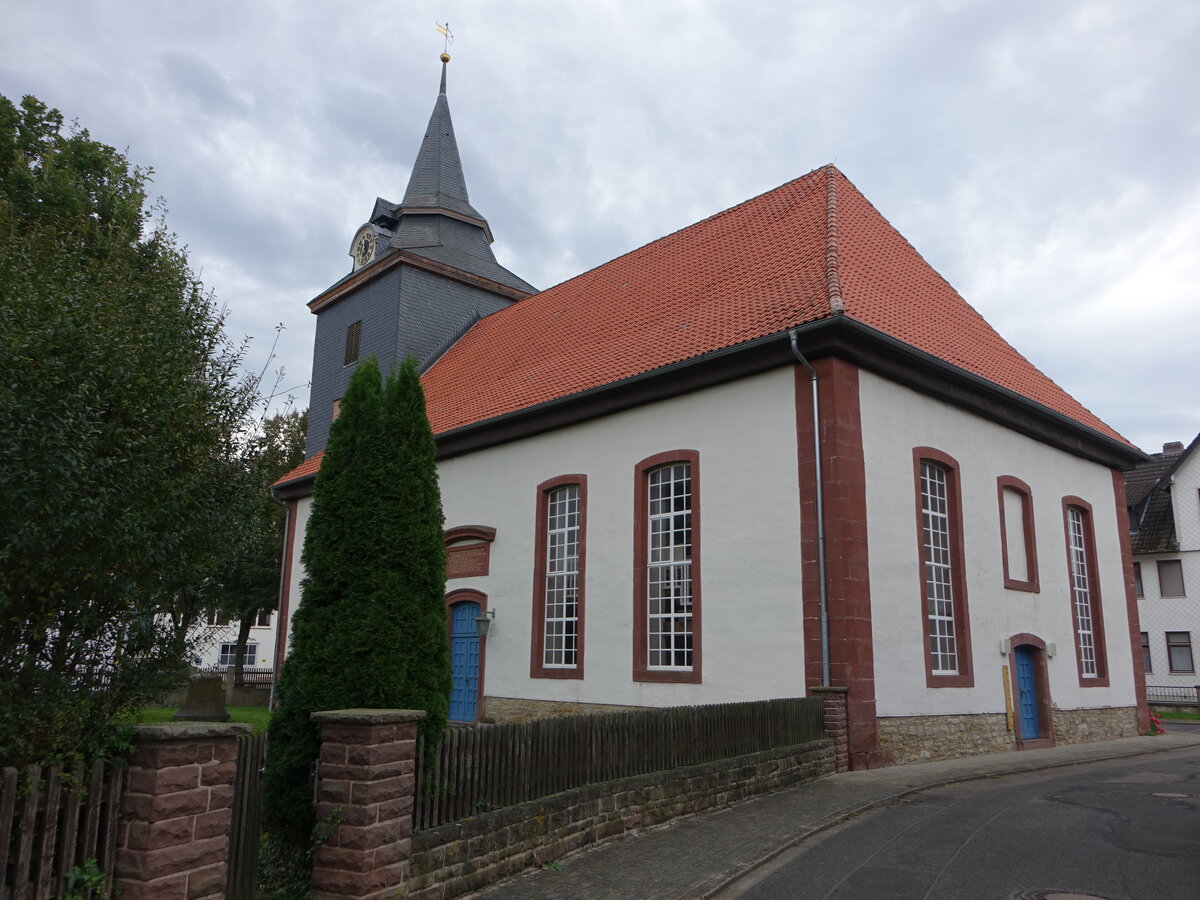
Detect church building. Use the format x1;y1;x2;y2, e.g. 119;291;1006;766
274;56;1150;768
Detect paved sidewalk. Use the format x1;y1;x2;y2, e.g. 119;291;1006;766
472;730;1200;899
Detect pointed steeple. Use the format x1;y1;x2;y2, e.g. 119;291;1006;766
385;54;534;294
399;54;489;237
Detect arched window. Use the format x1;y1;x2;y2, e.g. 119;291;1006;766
997;476;1039;592
1062;498;1109;685
913;448;973;687
531;475;586;679
634;450;701;683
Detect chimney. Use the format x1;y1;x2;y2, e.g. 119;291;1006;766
1163;441;1185;454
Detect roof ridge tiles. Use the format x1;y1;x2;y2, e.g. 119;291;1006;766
823;165;846;315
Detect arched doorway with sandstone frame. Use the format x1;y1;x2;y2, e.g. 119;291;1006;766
1007;632;1055;750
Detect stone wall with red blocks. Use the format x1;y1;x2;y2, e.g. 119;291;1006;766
310;709;426;900
116;722;250;900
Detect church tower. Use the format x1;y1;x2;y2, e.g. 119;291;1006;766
303;54;535;457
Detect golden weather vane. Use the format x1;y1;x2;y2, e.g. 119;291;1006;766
436;22;454;54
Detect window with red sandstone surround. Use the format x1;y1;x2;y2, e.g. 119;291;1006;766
634;451;701;684
913;448;973;687
531;476;586;679
997;476;1039;592
1063;498;1109;686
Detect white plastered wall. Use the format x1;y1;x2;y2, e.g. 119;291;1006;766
859;370;1138;718
280;495;313;661
437;367;806;708
1137;448;1200;686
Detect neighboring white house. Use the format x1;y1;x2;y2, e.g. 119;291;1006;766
1127;435;1200;695
273;58;1151;768
190;609;280;671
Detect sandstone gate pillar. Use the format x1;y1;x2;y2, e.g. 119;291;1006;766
310;709;426;900
116;722;249;900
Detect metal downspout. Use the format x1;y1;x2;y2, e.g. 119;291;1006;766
788;329;831;688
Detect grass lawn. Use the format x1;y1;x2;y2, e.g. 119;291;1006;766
131;706;271;732
1158;710;1200;721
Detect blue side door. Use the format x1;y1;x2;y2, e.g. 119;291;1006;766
449;602;481;722
1014;645;1039;740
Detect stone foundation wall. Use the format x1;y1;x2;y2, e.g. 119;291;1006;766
877;713;1012;765
483;696;637;724
878;706;1142;765
405;740;835;900
1051;706;1139;744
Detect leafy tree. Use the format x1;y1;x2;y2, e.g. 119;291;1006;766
206;408;308;687
263;355;451;855
0;94;258;765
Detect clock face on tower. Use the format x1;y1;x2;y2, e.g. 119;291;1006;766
351;229;376;269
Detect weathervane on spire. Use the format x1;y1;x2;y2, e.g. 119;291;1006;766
436;22;454;58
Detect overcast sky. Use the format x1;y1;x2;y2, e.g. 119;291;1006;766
3;0;1197;454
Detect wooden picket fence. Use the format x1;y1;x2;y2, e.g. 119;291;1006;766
0;760;124;900
414;696;824;830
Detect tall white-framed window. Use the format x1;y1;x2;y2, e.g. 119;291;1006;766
922;461;958;675
647;462;694;670
218;643;257;667
543;484;581;668
1167;632;1194;674
634;450;701;684
1066;506;1097;677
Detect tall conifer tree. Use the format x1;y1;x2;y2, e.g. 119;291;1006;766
263;355;450;853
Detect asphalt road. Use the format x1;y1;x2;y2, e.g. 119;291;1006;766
722;735;1200;900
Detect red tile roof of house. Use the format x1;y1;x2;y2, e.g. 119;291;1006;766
277;165;1126;487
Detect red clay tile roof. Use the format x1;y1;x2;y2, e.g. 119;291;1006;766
276;165;1126;487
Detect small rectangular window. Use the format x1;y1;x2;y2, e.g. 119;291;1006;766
218;643;257;667
1166;632;1194;674
1133;562;1143;598
343;320;362;367
205;610;224;627
256;609;272;628
1158;560;1185;597
1140;632;1152;673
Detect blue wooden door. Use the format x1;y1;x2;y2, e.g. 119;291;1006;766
1014;646;1039;739
449;602;481;722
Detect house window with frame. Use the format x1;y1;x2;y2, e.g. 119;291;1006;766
343;320;362;367
1140;631;1152;673
204;610;225;627
1158;559;1185;597
255;609;272;628
913;448;972;686
1063;499;1108;685
634;450;701;683
1167;632;1194;674
1133;562;1143;598
218;643;257;667
531;476;586;678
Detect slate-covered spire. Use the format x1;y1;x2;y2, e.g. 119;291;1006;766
388;54;535;294
400;54;488;234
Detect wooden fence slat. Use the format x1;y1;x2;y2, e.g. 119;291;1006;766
13;765;42;898
0;767;18;900
52;762;85;899
32;764;62;900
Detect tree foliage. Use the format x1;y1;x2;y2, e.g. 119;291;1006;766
0;94;259;765
207;407;308;686
264;355;451;854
